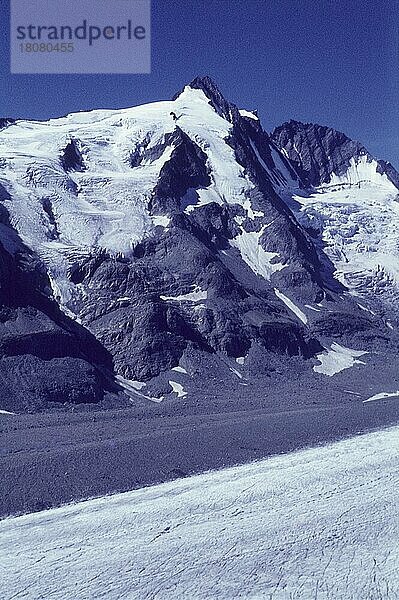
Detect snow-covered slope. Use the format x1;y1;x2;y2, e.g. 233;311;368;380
1;425;398;599
0;85;254;306
271;120;399;323
293;181;399;294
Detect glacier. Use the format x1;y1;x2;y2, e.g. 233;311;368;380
1;424;398;599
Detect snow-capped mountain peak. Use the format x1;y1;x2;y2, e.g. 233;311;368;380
173;75;241;124
271;119;399;320
1;77;399;408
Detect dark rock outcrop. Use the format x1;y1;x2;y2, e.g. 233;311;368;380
0;118;15;130
0;231;113;410
150;128;211;215
271;120;399;189
61;139;85;172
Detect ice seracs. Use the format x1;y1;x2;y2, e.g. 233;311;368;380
271;120;399;312
325;155;397;190
292;181;399;296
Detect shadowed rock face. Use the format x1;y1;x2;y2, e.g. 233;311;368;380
377;159;399;188
61;139;85;172
0;235;113;410
271;120;399;188
70;221;323;382
0;183;11;202
271;121;363;187
150;127;211;215
0;118;15;130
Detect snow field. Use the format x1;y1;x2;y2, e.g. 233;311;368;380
1;425;398;599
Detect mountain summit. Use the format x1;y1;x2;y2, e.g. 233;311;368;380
174;75;241;123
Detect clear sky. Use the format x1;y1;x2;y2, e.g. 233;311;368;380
1;0;398;166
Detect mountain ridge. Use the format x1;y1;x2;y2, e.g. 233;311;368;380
271;119;399;189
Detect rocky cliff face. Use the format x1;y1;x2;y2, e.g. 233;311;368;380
0;230;113;411
271;120;399;189
0;77;398;410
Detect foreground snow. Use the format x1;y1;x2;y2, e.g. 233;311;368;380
1;426;398;599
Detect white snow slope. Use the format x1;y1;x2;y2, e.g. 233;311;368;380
1;425;398;599
0;86;256;311
281;157;399;305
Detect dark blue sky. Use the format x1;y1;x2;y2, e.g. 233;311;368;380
1;0;398;165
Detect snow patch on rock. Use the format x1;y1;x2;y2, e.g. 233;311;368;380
171;366;188;374
239;109;259;121
169;381;188;398
231;227;286;281
160;287;208;303
313;343;367;376
363;391;399;403
274;288;308;324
